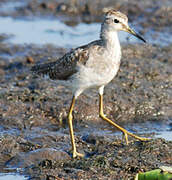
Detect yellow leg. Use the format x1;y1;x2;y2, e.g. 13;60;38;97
99;94;149;144
68;96;84;158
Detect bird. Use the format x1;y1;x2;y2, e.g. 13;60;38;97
31;9;148;158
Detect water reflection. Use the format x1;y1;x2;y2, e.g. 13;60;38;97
0;173;27;180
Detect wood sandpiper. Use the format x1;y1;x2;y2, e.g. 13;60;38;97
32;10;148;158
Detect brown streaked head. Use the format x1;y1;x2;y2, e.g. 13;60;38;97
104;10;146;43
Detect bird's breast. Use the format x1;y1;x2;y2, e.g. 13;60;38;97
80;51;121;86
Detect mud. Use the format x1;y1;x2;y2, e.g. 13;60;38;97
0;0;172;179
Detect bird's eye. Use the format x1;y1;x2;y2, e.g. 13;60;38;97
114;19;119;23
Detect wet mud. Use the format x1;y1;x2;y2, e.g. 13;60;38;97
0;0;172;179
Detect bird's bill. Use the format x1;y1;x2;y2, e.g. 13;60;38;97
125;26;146;43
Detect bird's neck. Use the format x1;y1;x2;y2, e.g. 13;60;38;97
100;26;121;53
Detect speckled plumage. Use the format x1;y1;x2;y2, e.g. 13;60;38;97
31;41;99;80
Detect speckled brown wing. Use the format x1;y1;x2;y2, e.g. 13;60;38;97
31;44;90;80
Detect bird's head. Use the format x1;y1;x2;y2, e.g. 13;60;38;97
104;10;146;43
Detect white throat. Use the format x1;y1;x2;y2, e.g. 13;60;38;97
105;31;120;50
100;27;121;61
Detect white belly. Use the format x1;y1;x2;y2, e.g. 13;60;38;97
71;57;120;96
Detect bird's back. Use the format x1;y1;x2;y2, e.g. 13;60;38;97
31;40;102;80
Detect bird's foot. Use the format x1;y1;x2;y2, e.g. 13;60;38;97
122;129;150;145
99;112;150;145
72;151;84;158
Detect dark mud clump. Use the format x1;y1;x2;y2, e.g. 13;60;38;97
29;139;172;179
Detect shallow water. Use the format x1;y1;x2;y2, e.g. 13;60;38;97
0;2;25;13
155;130;172;141
126;121;172;141
0;17;98;48
0;17;171;48
81;121;172;142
